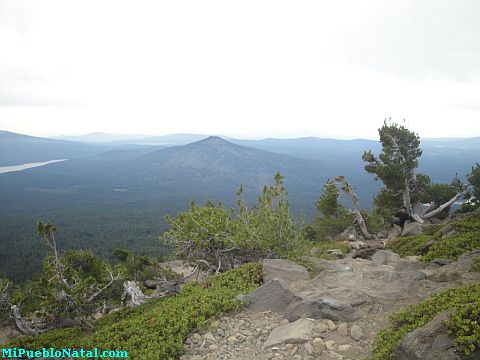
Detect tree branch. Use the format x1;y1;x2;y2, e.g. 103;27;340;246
423;190;468;219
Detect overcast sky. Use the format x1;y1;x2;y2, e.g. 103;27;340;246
0;0;479;139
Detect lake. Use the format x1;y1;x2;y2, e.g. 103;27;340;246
0;159;68;174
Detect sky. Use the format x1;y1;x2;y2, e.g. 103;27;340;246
0;0;479;139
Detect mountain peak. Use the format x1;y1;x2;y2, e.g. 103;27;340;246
196;136;230;145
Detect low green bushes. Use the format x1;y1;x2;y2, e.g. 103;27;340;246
386;213;480;262
370;284;480;359
5;263;262;359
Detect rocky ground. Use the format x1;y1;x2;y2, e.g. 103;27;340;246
181;245;480;360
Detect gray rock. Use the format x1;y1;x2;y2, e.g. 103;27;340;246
304;342;314;355
420;240;436;255
350;324;364;341
262;318;316;350
427;267;460;282
263;259;310;287
238;278;298;313
402;222;424;236
431;258;453;266
371;250;425;271
395;310;480;359
287;296;362;322
337;323;349;336
352;248;377;260
143;279;158;289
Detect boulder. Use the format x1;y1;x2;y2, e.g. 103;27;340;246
262;259;310;287
420;240;436;255
402;222;424;236
286;295;362;322
262;318;316;350
371;250;425;271
238;278;298;313
430;259;453;266
387;227;401;239
353;248;377;260
395;310;480;359
350;324;364;341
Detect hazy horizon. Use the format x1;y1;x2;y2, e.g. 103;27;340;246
3;127;480;142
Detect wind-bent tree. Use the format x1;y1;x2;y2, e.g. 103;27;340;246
333;176;373;239
363;120;468;220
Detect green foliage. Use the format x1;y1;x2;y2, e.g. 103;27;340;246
6;263;262;360
306;179;355;241
445;301;480;355
471;257;480;272
467;163;480;206
315;179;342;217
363;120;422;194
386;235;432;258
162;173;311;269
312;241;350;260
361;210;387;234
386;213;480;262
369;284;480;360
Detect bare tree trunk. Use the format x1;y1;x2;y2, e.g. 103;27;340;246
334;176;373;240
423;190;468;219
403;177;412;213
121;281;148;307
11;305;39;335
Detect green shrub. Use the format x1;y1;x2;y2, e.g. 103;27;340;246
471;257;480;272
313;241;350;260
386;213;480;262
162;173;311;270
423;232;480;262
445;302;480;355
369;284;480;360
385;235;432;258
6;263;262;359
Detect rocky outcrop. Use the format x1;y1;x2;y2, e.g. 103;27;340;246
401;222;424;236
242;250;427;324
262;259;310;287
395;310;480;360
238;278;299;314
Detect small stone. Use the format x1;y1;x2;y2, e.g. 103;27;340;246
312;338;326;350
350;325;364;341
227;335;237;344
281;319;289;325
193;333;202;341
285;344;294;350
274;353;283;358
327;320;337;331
325;340;336;351
338;344;352;351
328;351;344;360
289;346;298;355
208;344;219;351
204;332;215;342
316;324;328;333
304;343;314;355
337;323;349;336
